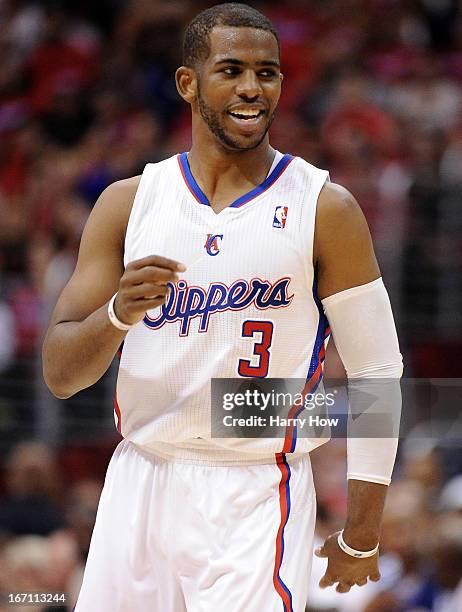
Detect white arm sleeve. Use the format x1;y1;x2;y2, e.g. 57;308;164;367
321;278;403;485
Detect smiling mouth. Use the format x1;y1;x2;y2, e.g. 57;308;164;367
227;109;265;121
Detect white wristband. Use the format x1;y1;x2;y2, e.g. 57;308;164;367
337;530;379;559
107;293;134;331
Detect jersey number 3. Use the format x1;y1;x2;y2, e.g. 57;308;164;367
238;320;274;378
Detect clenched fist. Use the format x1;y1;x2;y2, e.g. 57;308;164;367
113;255;186;326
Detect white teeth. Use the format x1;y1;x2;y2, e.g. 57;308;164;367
229;109;262;120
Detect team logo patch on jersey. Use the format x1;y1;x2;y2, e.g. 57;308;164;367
204;234;223;256
273;206;288;228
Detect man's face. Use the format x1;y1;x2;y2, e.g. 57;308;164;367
195;26;282;151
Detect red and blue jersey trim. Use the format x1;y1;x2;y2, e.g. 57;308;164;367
273;286;330;609
178;152;209;205
178;152;294;209
281;279;331;454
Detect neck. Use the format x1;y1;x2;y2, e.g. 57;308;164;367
187;122;276;202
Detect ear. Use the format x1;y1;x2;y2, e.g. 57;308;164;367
176;66;198;103
280;73;284;83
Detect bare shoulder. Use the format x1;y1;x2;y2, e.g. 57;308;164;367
315;181;373;258
79;174;141;254
314;181;380;298
103;174;141;201
316;182;366;233
92;175;141;237
75;174;142;270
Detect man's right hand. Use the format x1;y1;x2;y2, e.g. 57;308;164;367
114;255;187;326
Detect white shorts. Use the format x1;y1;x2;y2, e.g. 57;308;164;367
75;440;316;612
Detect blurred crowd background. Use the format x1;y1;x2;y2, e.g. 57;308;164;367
0;0;461;610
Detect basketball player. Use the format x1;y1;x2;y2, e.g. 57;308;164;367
42;4;403;611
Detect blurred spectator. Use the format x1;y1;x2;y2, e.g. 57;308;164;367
387;54;461;133
26;4;100;115
404;516;462;611
401;446;443;495
66;478;102;562
438;475;462;516
0;442;65;537
321;70;400;165
0;530;79;611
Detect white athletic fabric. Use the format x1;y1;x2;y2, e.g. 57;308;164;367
75;439;316;612
116;151;331;463
321;278;403;379
76;152;328;611
321;278;403;485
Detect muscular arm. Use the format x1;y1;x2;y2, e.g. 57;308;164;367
43;174;186;400
42;178;138;398
313;182;395;590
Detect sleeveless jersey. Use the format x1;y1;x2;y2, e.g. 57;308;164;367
115;151;331;464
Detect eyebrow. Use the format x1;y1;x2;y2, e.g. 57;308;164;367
214;58;280;68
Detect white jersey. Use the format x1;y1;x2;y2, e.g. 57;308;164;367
115;151;330;464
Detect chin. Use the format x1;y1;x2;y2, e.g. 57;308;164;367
220;132;267;152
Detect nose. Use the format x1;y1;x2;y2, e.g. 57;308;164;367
235;69;262;101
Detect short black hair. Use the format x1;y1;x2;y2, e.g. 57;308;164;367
183;3;280;69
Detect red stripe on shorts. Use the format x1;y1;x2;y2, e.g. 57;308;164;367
113;395;122;434
273;452;293;612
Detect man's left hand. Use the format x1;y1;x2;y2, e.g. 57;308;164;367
315;531;381;593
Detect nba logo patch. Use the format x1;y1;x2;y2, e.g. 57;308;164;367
273;206;288;229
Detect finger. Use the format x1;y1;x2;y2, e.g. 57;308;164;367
336;582;352;593
130;266;179;284
139;296;169;310
129;283;170;299
130;255;186;272
369;572;381;582
356;578;368;587
314;546;327;558
132;291;170;307
319;575;335;589
141;291;169;301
